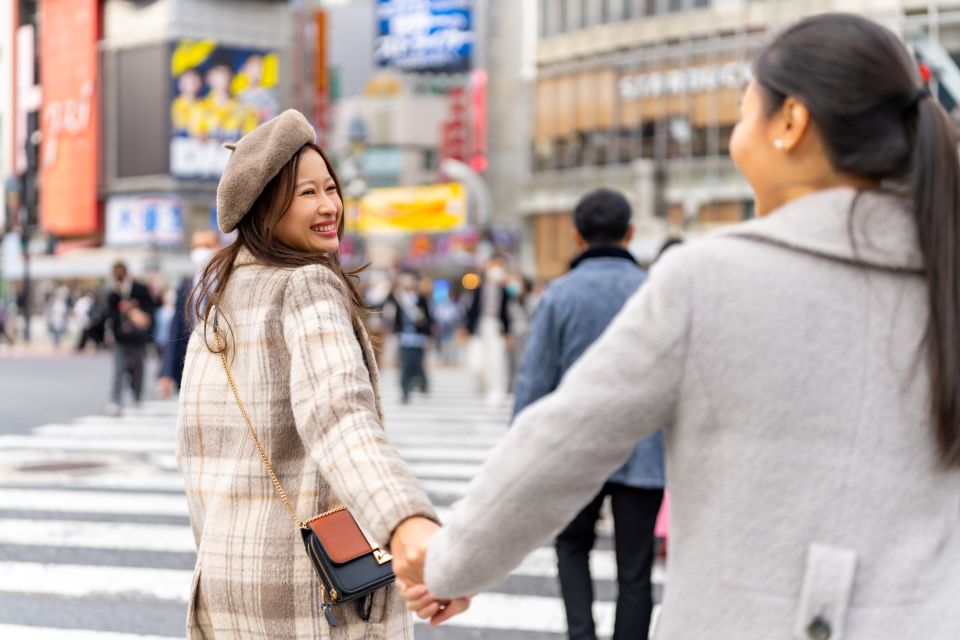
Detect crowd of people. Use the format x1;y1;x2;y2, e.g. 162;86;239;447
365;257;545;405
3;236;547;416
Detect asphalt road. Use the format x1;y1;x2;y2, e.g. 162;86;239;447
0;351;162;435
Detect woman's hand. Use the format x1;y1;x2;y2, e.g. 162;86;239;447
389;516;439;585
396;578;472;626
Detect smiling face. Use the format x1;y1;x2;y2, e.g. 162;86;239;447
273;148;343;255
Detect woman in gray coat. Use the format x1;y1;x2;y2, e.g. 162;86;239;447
395;13;960;639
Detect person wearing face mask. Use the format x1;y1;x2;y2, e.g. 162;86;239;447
464;255;512;406
157;230;219;399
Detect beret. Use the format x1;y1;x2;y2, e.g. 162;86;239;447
216;109;317;233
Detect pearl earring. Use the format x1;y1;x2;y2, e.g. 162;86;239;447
774;139;784;150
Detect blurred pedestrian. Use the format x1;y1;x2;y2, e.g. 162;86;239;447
153;289;176;362
0;298;13;345
400;13;960;639
362;270;394;367
464;255;511;405
45;286;70;348
385;270;433;404
106;261;155;416
175;110;444;637
73;290;96;352
432;282;462;366
513;188;664;640
157;230;219;399
504;273;531;393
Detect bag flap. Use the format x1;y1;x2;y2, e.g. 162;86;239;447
308;509;374;564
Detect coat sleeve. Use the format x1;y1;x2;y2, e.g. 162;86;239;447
282;265;439;546
424;249;692;598
511;295;562;420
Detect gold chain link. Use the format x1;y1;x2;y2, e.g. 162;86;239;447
215;330;339;530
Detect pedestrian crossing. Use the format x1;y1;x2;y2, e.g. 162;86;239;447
0;367;661;639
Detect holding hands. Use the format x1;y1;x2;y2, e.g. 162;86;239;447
390;517;471;626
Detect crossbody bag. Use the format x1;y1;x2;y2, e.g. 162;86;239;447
214;328;395;626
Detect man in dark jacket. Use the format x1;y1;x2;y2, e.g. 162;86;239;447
513;189;665;640
106;261;156;416
384;270;433;404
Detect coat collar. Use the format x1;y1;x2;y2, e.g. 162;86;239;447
233;246;259;268
717;187;924;273
570;245;638;270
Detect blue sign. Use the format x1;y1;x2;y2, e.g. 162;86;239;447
375;0;473;73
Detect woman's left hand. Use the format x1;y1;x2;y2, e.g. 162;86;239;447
396;579;472;626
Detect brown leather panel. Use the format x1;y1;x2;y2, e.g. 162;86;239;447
309;510;373;564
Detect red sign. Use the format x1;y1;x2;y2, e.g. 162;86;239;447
469;68;488;173
40;0;100;237
439;86;468;177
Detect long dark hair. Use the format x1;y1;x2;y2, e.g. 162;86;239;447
754;13;960;467
189;142;367;350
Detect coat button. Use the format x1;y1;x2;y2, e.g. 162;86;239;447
806;616;832;640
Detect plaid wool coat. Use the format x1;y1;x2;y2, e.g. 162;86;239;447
176;248;437;639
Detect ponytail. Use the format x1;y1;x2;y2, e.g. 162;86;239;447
910;97;960;467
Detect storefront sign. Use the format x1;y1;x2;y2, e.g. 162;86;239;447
106;196;184;247
170;40;280;179
375;0;473;72
358;182;467;233
39;0;100;236
619;61;751;101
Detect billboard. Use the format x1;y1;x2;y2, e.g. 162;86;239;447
39;0;100;237
170;40;280;179
375;0;473;72
357;182;467;233
105;195;184;248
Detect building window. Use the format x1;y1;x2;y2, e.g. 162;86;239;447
565;0;582;32
600;0;616;23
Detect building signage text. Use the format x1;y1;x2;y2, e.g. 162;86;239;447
619;61;752;101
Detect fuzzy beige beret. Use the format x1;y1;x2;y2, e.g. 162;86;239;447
216;109;317;233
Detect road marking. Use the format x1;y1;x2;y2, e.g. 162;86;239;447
0;489;189;516
0;561;191;602
0;625;176;640
413;591;614;634
0;519;196;553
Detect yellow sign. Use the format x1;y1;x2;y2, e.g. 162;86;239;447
357;183;467;233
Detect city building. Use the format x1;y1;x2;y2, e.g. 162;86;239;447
1;0;300;284
523;0;960;278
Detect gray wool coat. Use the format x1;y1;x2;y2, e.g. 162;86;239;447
176;248;437;639
425;188;960;640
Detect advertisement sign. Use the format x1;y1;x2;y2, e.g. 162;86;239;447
106;196;184;247
170;40;280;179
39;0;100;237
314;10;331;146
358;183;467;233
375;0;473;72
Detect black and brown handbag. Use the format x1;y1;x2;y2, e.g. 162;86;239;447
215;329;394;625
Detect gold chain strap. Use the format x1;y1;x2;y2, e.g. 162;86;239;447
214;329;336;530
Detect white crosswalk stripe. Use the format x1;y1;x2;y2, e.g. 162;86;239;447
0;368;658;638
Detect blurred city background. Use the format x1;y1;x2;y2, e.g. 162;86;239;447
0;0;958;638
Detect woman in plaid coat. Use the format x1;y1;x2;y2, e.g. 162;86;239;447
175;110;444;638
